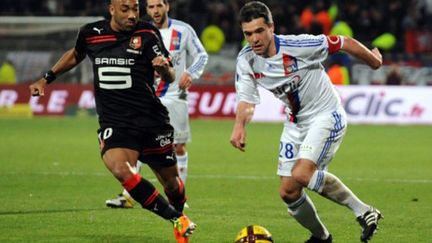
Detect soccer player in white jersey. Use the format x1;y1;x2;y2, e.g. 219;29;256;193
230;2;382;243
106;0;208;209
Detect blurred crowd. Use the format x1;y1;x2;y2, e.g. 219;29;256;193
1;0;431;85
1;0;431;52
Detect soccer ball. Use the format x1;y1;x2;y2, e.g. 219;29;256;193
234;225;274;243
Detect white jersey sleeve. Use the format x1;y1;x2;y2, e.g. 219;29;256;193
184;24;208;79
235;47;260;104
280;34;329;67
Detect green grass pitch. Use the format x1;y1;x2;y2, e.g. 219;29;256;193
0;117;431;242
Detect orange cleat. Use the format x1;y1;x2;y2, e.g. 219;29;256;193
172;215;196;243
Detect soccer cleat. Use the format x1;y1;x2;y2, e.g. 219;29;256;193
105;194;134;208
357;207;382;242
172;215;197;243
305;234;332;243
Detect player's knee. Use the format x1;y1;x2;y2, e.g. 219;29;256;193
279;186;302;203
292;160;316;186
110;164;134;182
164;177;180;194
291;167;311;187
175;144;186;155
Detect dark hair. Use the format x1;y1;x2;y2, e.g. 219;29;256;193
144;0;168;7
238;1;273;25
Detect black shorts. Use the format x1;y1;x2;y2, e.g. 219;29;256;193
97;125;177;169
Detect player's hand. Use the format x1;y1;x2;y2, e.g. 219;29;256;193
29;78;48;96
230;124;247;152
179;72;192;90
152;55;170;71
152;55;175;82
370;48;382;69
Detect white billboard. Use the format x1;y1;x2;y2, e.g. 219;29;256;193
253;86;432;124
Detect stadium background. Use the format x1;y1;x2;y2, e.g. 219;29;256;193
0;1;432;242
1;0;432;123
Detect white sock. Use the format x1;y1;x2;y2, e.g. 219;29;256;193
308;170;370;217
122;161;144;197
176;153;188;184
287;191;330;240
136;160;143;173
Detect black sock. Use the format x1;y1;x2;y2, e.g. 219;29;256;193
165;178;186;213
122;174;181;220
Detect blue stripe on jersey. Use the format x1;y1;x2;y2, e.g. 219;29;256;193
279;38;323;44
280;39;323;44
279;38;323;47
158;81;170;97
313;171;325;191
275;35;280;53
316;111;343;166
192;37;204;53
238;46;253;57
279;43;323;47
287;89;301;122
188;55;207;74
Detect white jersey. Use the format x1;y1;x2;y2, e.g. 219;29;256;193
155;18;208;99
236;34;343;124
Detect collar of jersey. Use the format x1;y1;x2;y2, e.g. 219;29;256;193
274;34;280;54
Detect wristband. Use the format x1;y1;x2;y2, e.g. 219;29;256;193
43;70;56;84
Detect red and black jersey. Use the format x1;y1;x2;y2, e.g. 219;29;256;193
75;20;171;128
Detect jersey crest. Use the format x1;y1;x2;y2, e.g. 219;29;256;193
282;53;299;75
129;36;142;49
169;30;182;51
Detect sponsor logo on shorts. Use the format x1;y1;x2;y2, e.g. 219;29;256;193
156;133;172;147
300;144;313;152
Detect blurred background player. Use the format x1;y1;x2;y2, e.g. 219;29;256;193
29;0;196;242
230;2;382;243
106;0;208;209
0;59;17;84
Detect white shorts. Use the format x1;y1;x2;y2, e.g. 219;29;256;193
277;108;347;177
161;97;191;144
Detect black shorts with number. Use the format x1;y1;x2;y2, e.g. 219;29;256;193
97;124;177;169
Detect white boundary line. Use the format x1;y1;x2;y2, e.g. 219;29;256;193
1;172;431;184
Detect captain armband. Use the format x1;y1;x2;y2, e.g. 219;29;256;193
326;35;344;54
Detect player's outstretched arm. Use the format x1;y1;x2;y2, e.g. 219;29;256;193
340;36;382;70
230;101;255;152
29;48;85;96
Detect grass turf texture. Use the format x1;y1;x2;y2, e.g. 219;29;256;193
0;117;431;242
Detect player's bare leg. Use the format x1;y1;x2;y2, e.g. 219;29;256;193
280;176;331;242
292;159;382;242
105;160;143;208
102;148;182;220
102;148;139;182
106;144;188;209
152;164;186;213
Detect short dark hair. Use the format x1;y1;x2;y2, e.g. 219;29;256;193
144;0;168;7
238;1;273;25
